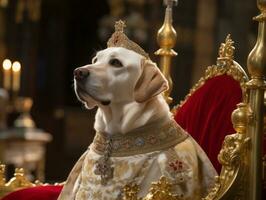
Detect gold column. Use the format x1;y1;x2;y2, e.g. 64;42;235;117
246;0;266;199
155;0;178;104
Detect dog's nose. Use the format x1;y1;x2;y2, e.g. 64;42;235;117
74;68;90;81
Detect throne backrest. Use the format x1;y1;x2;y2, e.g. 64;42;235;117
172;35;248;172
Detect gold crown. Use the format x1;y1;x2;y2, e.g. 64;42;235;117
107;20;149;59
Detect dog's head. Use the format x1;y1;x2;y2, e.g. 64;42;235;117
74;47;168;109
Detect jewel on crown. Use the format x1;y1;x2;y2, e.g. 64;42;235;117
107;20;150;59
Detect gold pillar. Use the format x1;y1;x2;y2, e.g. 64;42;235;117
155;0;178;104
246;0;266;199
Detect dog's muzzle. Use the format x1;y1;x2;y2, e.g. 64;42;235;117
73;68;111;106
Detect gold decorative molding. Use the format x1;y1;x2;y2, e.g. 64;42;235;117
172;35;248;114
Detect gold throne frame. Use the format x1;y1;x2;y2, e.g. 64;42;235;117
0;1;265;200
122;0;265;199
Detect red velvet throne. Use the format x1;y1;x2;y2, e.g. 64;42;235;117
173;64;247;172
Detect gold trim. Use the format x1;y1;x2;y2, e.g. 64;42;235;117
91;120;188;157
172;35;248;115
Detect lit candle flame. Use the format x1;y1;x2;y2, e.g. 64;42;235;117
2;59;12;90
12;61;21;72
12;61;21;92
3;59;12;70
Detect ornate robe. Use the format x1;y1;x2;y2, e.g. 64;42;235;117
58;120;217;200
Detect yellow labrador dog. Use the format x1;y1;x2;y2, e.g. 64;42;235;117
58;22;217;200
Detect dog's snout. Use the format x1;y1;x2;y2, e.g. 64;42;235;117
74;68;90;81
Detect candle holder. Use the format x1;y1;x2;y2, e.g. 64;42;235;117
13;97;35;128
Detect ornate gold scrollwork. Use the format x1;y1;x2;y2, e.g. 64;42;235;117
0;164;34;198
203;102;251;200
0;162;65;198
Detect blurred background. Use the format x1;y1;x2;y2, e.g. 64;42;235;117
0;0;259;182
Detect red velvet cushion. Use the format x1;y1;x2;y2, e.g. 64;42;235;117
1;185;63;200
174;74;242;172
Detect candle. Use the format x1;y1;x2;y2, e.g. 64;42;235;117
12;61;21;92
2;59;12;90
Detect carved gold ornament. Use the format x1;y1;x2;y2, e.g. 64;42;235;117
217;34;235;66
0;163;64;198
0;164;34;198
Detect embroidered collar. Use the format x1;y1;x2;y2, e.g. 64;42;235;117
91;118;188;157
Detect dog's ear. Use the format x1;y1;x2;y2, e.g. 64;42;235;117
134;59;168;103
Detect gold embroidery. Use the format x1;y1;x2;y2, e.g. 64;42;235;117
92;190;103;199
91;120;188;157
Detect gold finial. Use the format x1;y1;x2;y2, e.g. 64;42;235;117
143;176;179;200
217;34;235;66
231;103;251;134
123;183;141;200
155;0;178;104
107;20;149;59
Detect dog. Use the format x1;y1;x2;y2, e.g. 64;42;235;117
58;21;217;200
58;47;217;200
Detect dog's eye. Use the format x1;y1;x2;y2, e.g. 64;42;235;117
109;58;123;68
92;57;97;64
